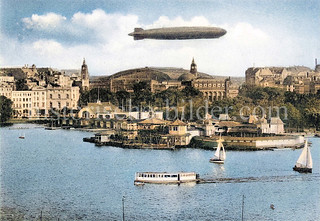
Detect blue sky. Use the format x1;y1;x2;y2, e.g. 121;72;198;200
1;0;319;76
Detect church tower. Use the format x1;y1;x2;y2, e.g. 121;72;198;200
81;58;89;90
190;58;198;77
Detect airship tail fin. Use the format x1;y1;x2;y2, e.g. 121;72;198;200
134;28;144;32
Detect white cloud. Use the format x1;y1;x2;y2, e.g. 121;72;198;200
32;40;64;56
22;13;66;30
147;16;211;28
2;10;315;77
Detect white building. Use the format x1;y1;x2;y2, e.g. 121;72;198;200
47;86;80;111
11;91;33;117
269;117;285;134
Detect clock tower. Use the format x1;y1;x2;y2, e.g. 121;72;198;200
190;58;198;77
81;58;89;90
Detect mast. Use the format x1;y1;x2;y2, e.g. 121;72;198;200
241;195;245;221
97;87;101;104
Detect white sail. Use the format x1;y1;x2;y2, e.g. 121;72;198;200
213;138;226;161
295;140;312;169
306;144;313;168
220;142;226;161
214;141;221;159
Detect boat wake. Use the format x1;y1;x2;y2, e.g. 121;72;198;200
198;174;320;184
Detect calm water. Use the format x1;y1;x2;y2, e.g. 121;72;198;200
0;124;319;220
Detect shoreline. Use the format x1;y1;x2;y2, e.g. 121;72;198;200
2;122;317;151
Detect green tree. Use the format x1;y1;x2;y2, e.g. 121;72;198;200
0;96;13;123
304;98;320;130
283;103;303;129
181;85;201;98
15;79;29;91
116;90;130;109
132;82;152;107
79;88;115;106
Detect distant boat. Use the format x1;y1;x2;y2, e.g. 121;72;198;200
45;127;56;130
19;134;25;139
45;120;57;130
293;140;312;173
209;136;226;164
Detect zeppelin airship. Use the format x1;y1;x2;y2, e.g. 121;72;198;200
128;26;227;40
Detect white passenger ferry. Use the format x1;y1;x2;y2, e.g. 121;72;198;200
134;172;199;185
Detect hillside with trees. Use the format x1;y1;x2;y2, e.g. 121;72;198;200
80;84;320;131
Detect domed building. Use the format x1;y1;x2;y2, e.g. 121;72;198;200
90;58;239;101
178;73;196;82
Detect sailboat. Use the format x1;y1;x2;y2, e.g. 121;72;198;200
209;136;226;164
293;139;312;173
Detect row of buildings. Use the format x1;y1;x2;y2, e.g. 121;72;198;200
0;59;89;118
245;59;320;94
1;58;239;118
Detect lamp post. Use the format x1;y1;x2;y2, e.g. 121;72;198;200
241;195;245;221
122;196;125;221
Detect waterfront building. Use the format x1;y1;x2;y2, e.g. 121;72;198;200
166;119;191;146
10;85;80;118
11;87;47;118
169;119;187;135
203;118;217;136
78;101;122;119
127;110;163;120
202;114;285;137
138;118;168;130
248;115;284;134
31;86;47;117
46;85;80;112
269;117;285;134
0;61;89;118
11;90;32;117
